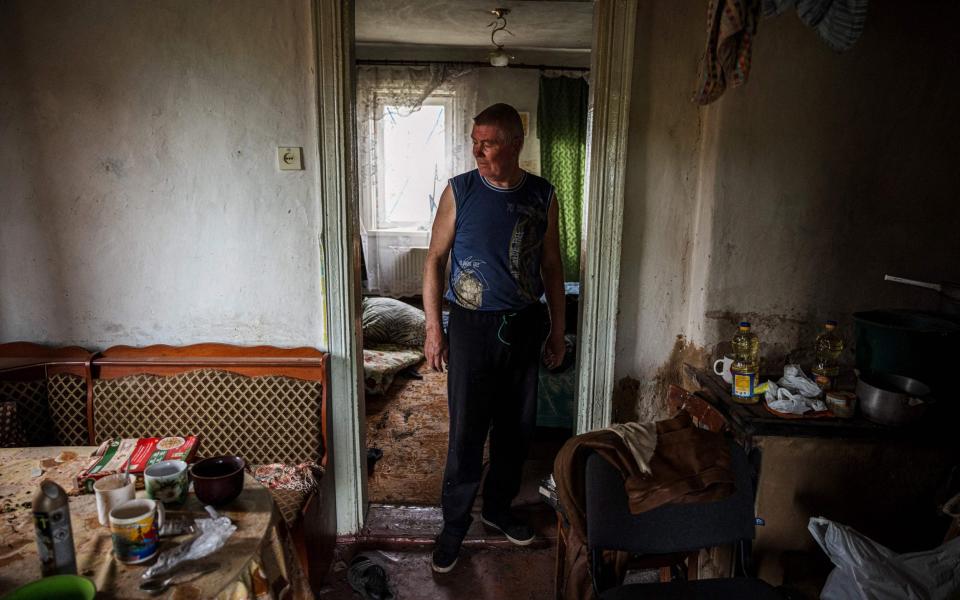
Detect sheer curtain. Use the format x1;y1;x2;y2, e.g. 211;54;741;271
356;65;478;296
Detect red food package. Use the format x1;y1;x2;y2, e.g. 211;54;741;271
77;436;199;492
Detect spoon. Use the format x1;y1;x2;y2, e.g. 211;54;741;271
139;563;219;595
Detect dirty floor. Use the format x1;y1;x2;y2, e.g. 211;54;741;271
319;503;558;599
325;429;566;599
319;544;556;599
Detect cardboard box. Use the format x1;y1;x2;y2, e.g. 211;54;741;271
77;436;199;493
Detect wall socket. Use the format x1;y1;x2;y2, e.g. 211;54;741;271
277;147;303;170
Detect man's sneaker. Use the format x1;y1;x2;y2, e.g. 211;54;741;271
431;527;465;573
480;511;535;546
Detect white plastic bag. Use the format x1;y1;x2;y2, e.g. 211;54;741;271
763;365;827;414
143;506;236;580
808;517;960;600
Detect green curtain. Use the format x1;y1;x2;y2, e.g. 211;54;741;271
538;75;588;282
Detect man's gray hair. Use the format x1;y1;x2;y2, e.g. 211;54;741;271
473;103;524;144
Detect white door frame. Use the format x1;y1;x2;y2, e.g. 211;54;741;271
576;0;637;433
313;0;366;536
315;0;637;534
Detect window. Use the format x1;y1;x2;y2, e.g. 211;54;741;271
370;95;454;231
355;66;478;295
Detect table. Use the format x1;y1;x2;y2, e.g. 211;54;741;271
684;366;959;587
685;365;955;439
0;447;309;599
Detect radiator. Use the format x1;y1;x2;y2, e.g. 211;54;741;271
379;246;429;297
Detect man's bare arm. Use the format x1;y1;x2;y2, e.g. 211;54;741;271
423;185;456;371
540;193;566;369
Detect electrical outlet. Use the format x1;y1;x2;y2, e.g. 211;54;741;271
277;147;303;170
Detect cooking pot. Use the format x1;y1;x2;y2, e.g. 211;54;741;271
853;309;960;395
856;373;931;426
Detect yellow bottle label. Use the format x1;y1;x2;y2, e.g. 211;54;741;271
733;372;755;397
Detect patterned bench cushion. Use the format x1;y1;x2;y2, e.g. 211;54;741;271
93;369;323;465
252;462;323;526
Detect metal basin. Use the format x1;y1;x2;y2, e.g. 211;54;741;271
856;373;931;426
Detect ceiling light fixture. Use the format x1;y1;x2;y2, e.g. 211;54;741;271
487;8;513;67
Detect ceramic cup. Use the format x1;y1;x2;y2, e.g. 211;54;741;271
144;460;189;505
109;498;165;564
713;356;734;384
93;474;135;527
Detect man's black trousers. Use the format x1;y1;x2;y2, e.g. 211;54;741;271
440;303;545;537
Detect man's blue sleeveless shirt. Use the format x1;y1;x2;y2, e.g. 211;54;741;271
445;169;554;311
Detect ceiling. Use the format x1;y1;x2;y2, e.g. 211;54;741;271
355;0;594;52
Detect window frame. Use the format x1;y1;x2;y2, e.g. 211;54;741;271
365;92;455;232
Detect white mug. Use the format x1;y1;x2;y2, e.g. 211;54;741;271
93;474;135;526
713;356;734;384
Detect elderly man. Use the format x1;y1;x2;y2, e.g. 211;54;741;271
423;103;566;573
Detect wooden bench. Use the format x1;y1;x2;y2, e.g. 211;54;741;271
0;341;335;591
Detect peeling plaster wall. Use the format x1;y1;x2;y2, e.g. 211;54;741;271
615;0;704;421
0;1;324;349
616;0;960;420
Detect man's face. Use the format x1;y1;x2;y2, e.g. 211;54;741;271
471;124;521;181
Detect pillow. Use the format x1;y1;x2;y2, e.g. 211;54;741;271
362;297;426;348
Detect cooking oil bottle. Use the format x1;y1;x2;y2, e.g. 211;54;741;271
812;320;843;391
731;321;761;403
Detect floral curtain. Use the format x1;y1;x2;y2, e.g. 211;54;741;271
538;73;589;282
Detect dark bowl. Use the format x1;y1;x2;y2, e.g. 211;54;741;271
190;456;245;506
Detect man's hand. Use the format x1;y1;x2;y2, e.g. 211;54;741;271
425;325;449;372
542;330;565;370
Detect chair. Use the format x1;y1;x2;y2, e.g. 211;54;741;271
585;439;781;599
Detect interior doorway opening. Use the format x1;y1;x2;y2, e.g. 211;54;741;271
353;1;594;516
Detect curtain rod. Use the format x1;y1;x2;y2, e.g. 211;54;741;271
356;58;589;73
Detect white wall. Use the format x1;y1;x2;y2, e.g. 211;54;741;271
0;1;324;349
476;68;543;175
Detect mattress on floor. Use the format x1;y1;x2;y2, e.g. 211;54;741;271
363;343;424;395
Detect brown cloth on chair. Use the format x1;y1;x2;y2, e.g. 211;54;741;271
553;411;735;600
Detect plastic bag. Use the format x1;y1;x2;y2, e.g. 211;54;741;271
764;365;827;414
143;506;237;579
808;517;960;600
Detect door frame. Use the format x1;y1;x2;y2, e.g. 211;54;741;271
315;0;637;534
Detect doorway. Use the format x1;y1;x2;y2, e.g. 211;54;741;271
355;1;591;512
316;0;638;535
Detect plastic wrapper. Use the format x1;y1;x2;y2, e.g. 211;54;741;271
808;516;960;600
764;365;827;414
143;506;236;580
